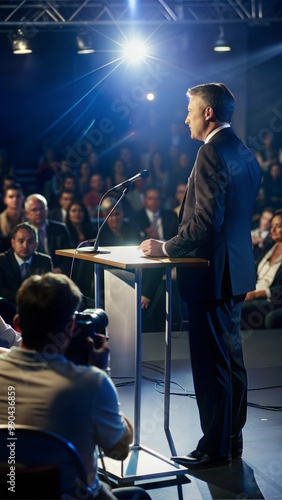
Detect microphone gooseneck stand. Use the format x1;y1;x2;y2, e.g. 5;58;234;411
77;185;131;254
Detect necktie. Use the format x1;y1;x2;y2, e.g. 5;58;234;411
20;262;30;281
151;213;159;237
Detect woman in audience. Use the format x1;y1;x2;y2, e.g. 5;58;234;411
147;151;169;200
66;201;95;305
78;160;92;196
241;209;282;329
105;158;129;191
66;201;94;246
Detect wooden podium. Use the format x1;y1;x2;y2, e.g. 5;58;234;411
56;246;209;491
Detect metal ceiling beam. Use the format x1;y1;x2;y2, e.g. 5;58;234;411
0;1;281;31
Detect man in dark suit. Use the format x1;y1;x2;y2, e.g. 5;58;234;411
139;83;262;468
0;223;52;323
132;187;178;241
24;193;72;274
48;188;74;223
132;187;178;310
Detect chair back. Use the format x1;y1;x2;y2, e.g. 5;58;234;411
0;424;93;499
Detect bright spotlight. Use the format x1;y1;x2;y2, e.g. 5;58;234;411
123;40;148;63
147;93;155;101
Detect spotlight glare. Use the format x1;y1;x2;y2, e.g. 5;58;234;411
123;40;148;63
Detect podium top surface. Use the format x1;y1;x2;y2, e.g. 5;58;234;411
56;246;209;270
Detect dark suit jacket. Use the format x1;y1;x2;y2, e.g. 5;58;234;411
45;219;72;272
48;208;64;223
165;127;262;301
132;208;178;241
0;249;53;303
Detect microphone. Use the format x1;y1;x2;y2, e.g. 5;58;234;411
77;185;132;254
108;169;150;192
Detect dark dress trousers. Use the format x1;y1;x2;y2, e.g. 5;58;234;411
165;128;262;457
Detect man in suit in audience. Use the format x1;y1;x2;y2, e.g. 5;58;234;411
132;187;178;310
132;187;178;241
0;223;52;323
24;193;72;274
49;188;74;223
0;182;26;250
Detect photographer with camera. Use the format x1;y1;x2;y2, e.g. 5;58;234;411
0;273;151;499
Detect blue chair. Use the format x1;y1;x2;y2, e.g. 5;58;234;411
0;424;94;499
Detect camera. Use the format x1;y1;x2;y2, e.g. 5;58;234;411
65;308;108;365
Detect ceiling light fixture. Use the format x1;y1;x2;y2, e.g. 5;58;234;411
12;30;32;54
76;34;94;54
214;27;231;52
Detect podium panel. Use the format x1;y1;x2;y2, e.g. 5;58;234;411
105;269;136;378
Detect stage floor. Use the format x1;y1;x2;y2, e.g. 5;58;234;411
107;328;282;499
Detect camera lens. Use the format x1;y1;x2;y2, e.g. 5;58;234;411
81;308;108;333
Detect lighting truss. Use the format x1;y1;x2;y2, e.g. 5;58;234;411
0;1;281;32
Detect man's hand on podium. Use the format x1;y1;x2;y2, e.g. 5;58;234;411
138;238;165;257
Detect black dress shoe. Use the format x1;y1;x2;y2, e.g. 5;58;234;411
232;432;243;459
171;450;232;469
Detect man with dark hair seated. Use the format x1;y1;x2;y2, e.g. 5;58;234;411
0;273;151;499
0;222;53;324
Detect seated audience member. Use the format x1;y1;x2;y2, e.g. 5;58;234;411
263;162;282;210
105;159;129;192
45;170;81;209
24;193;72;274
66;200;95;246
66;201;96;304
118;146;136;177
139;139;159;171
147;152;169;201
251;207;275;263
132;187;178;309
97;197;159;315
131;188;181;329
83;172;105;219
98;197;142;246
168;152;192;201
255;131;278;173
0;273;151;500
87;150;101;174
78;160;93;195
49;188;74;223
0;223;52;323
0;182;25;243
241;210;282;330
173;183;186;216
0;315;21;349
37;146;59;195
0;175;19;211
132;187;178;243
43;158;71;206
